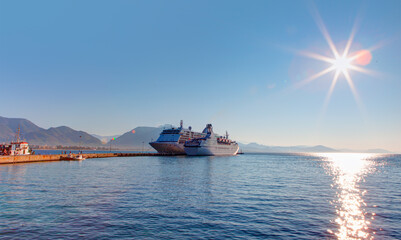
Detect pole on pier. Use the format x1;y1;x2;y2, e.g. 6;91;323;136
79;135;82;153
110;138;115;152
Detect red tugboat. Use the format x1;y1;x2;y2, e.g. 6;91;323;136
0;126;31;156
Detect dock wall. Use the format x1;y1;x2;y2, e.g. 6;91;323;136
0;153;165;165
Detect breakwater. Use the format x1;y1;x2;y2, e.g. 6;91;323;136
0;153;166;164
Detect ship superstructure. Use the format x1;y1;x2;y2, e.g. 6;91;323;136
0;126;31;156
184;124;239;156
149;120;206;155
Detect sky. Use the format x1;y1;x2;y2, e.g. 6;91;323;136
1;0;400;152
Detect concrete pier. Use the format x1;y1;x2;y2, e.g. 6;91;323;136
0;153;167;165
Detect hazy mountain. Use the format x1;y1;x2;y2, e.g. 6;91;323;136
25;126;102;146
0;116;43;142
239;142;338;153
298;145;339;153
0;116;102;146
338;148;393;153
365;148;392;154
109;126;163;149
239;143;396;153
91;134;122;144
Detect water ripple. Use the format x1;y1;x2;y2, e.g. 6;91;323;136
0;154;400;239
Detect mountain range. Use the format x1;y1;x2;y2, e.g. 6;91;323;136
108;126;164;150
0;116;102;146
0;116;392;153
91;134;121;144
237;142;339;153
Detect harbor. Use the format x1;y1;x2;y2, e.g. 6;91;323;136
0;126;171;164
1;120;241;163
0;152;168;165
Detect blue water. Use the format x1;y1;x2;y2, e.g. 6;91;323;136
34;149;151;155
0;153;400;239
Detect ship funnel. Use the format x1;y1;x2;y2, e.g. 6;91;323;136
202;124;213;134
180;120;183;128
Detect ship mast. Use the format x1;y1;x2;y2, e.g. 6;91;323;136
15;125;21;143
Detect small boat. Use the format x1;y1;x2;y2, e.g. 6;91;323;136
63;153;85;161
0;126;32;156
73;154;85;161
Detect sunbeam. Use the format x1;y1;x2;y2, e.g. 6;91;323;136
348;65;380;77
323;70;341;109
297;50;334;63
312;7;340;59
296;66;336;88
343;71;360;104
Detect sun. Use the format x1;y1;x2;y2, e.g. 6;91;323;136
332;55;352;74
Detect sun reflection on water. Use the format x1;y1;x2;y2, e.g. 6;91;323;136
319;153;377;240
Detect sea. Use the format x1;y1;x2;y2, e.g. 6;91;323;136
0;153;400;239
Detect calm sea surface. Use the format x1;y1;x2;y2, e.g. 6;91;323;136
0;153;400;239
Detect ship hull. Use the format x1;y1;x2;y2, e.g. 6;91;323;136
184;144;239;156
149;142;186;155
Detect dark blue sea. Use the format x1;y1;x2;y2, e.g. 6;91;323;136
0;153;400;239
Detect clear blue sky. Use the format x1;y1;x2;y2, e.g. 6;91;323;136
1;0;400;152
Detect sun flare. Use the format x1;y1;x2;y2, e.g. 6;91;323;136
294;9;382;110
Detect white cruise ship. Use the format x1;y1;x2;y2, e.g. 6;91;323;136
149;120;206;155
184;124;239;156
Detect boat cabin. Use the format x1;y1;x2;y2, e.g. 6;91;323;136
0;142;30;156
